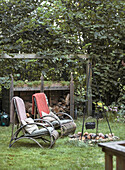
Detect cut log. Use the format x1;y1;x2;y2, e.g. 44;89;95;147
25;102;32;113
65;94;70;106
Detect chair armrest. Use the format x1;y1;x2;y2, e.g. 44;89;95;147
41;115;62;127
55;112;74;122
34;119;54;128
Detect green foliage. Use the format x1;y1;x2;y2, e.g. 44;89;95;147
32;80;41;87
0;76;11;89
14;80;24;87
0;0;71;55
0;0;125;109
115;115;125;123
14;80;70;88
1;0;124;55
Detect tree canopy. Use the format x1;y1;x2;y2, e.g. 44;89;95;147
0;0;125;110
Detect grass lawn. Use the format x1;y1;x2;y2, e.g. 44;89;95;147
0;117;124;170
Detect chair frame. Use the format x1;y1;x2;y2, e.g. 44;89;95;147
9;97;58;149
33;94;76;136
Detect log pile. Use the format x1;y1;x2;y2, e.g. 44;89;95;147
24;93;70;116
50;94;70;114
25;102;32;117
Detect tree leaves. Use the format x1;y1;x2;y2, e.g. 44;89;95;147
0;0;125;107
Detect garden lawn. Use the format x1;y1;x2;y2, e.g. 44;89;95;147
0;117;124;170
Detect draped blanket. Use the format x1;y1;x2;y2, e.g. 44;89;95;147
10;96;27;124
32;93;50;117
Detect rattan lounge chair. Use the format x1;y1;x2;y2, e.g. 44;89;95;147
32;93;76;136
9;96;59;148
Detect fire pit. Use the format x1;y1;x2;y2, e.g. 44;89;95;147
69;131;119;145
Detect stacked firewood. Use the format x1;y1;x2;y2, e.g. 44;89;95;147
50;94;70;114
25;102;32;117
24;93;70;115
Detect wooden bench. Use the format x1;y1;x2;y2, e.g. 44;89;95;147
98;140;125;170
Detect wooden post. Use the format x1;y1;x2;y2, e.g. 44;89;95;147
116;156;125;170
10;74;14;101
98;141;125;170
105;153;113;170
70;72;74;118
40;74;44;92
9;74;14;114
86;60;92;116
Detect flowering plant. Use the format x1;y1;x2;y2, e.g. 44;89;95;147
93;101;108;112
108;106;118;113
